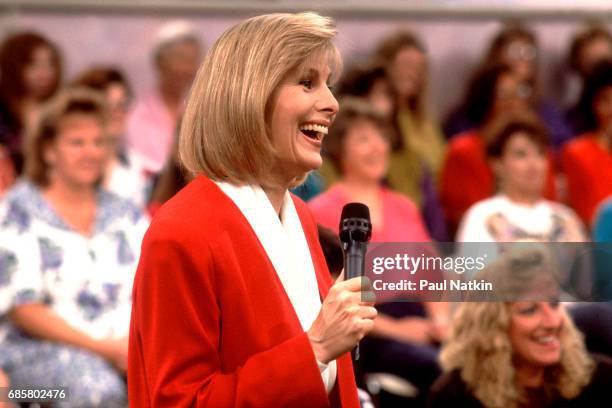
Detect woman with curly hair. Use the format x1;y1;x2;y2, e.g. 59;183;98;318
428;249;612;408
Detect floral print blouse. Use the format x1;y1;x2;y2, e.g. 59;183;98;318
0;181;149;342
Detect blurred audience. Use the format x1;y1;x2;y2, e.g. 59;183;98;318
0;88;148;406
309;98;448;406
457;111;584;242
565;24;612;134
73;66;153;208
0;16;610;408
147;125;190;215
429;248;612;408
331;62;447;240
0;31;62;188
290;171;326;202
561;59;612;227
440;63;557;235
445;23;573;148
375;30;446;182
335;61;395;119
126;21;202;174
311;98;433;243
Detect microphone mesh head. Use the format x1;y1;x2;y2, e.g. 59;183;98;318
340;203;370;222
339;203;372;243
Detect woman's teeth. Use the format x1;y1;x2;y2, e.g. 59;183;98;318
299;124;328;140
534;335;557;344
300;124;328;135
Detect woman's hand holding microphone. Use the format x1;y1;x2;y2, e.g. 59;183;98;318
307;273;377;364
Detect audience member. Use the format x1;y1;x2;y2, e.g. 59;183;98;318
309;98;448;406
0;88;148;406
457;111;584;242
440;63;557;235
126;21;202;174
0;31;62;179
336;61;395;119
445;23;572;148
429;248;612;408
566;24;612;134
375;30;446;181
561;60;612;226
73;66;153;208
331;63;448;240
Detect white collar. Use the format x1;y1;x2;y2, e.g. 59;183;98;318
214;182;321;331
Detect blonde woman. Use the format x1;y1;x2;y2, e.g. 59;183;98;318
129;13;376;407
428;249;612;408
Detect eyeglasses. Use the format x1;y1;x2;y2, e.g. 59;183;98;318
505;43;537;61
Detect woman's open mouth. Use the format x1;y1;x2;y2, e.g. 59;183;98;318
299;123;328;142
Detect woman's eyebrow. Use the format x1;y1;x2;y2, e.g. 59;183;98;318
300;67;319;79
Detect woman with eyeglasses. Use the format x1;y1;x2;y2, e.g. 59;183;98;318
444;23;573;150
440;63;557;235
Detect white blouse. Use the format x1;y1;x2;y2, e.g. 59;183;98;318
0;181;149;342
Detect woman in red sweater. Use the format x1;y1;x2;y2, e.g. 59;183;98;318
128;13;376;407
561;59;612;226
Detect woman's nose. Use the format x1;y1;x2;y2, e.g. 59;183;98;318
540;303;562;328
317;85;339;115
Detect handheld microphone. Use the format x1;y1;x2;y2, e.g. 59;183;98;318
339;203;372;360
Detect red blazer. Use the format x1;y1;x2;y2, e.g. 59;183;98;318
561;133;612;225
128;176;359;407
440;130;557;234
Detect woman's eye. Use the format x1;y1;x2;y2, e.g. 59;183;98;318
300;79;313;89
518;304;537;315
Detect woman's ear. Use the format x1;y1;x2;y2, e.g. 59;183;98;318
43;141;56;167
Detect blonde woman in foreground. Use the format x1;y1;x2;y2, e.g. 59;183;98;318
428;249;612;408
129;13;376;407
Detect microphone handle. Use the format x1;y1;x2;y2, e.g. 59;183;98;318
345;241;367;279
344;241;368;360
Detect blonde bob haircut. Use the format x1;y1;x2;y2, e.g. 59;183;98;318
179;12;341;186
24;87;108;187
440;248;594;408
